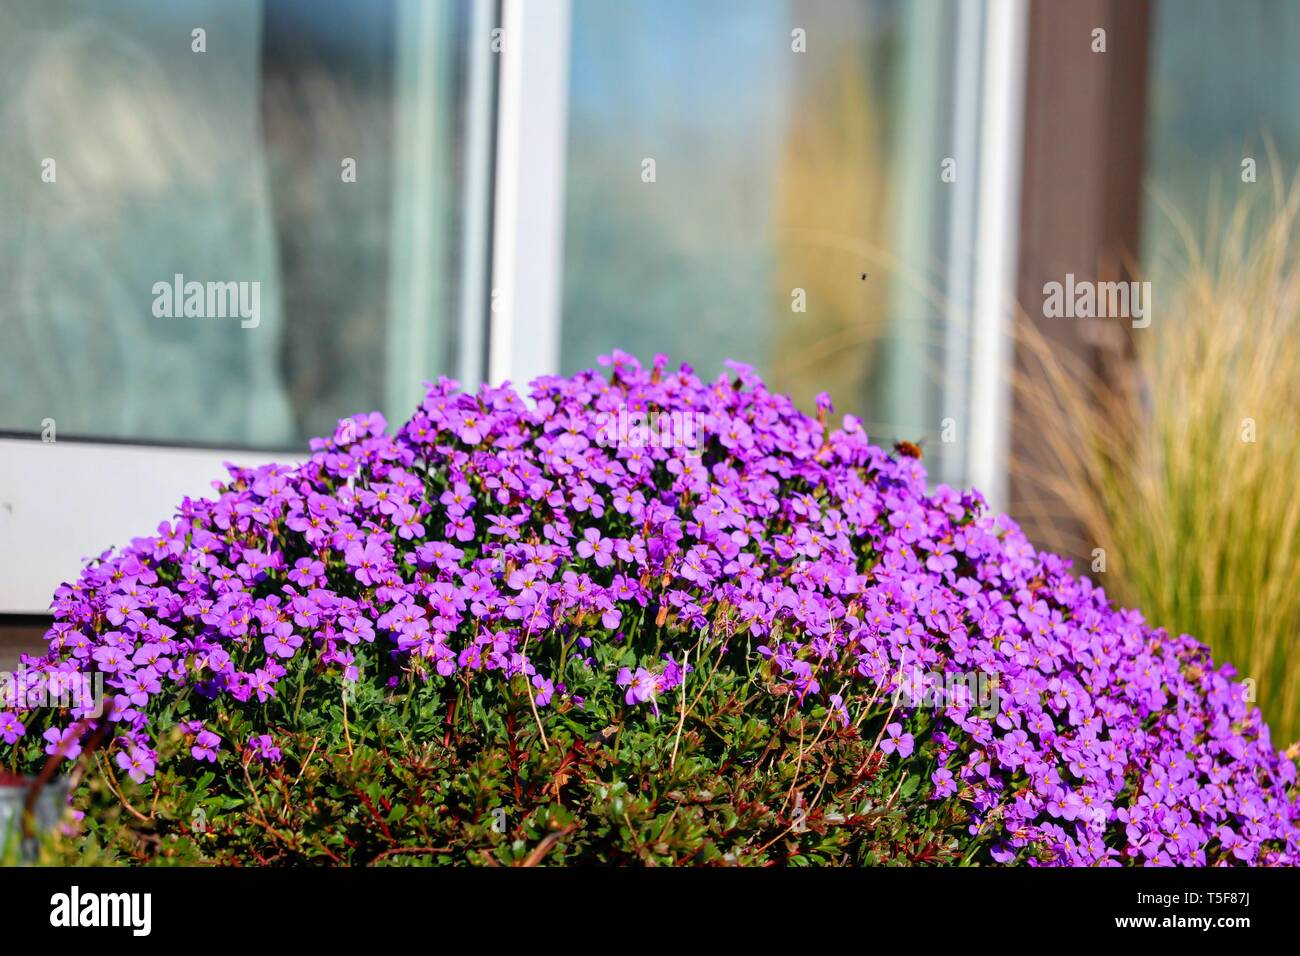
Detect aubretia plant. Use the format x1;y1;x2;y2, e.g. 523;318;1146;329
3;352;1298;866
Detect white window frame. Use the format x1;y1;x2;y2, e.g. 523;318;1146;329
1;0;1024;615
488;0;571;388
967;0;1028;512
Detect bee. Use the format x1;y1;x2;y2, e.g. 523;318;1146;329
892;438;924;460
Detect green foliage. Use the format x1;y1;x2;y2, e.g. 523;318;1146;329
36;632;981;866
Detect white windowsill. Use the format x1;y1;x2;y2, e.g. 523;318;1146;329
0;438;279;613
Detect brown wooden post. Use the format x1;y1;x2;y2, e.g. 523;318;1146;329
1009;0;1152;564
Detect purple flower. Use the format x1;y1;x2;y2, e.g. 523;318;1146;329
105;594;138;626
288;558;325;587
91;645;129;674
532;674;555;707
570;481;605;517
118;668;162;707
880;722;914;758
576;528;614;568
617;666;660;714
191;729;221;763
115;745;157;783
1046;786;1084;822
1218;825;1254;862
440;482;475;512
264;630;304;660
345;540;389;586
931;768;957;799
43;725;82;761
247;734;282;764
249;669;278;703
0;712;25;744
451;408;489;444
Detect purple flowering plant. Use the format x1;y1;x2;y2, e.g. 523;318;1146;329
3;351;1298;865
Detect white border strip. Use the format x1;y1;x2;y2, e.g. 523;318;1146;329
940;0;983;489
0;439;272;613
455;0;499;390
488;0;571;388
968;0;1027;512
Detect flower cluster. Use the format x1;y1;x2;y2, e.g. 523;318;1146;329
3;351;1297;865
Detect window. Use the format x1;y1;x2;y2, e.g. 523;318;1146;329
557;0;1010;491
0;0;1027;614
1142;0;1300;268
0;0;490;448
0;0;496;613
553;0;1019;494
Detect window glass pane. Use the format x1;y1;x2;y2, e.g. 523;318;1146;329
1143;0;1300;264
559;0;974;483
0;0;481;448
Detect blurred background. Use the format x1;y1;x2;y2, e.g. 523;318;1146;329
1;0;1298;740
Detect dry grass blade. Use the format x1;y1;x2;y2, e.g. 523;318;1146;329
1015;183;1300;743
